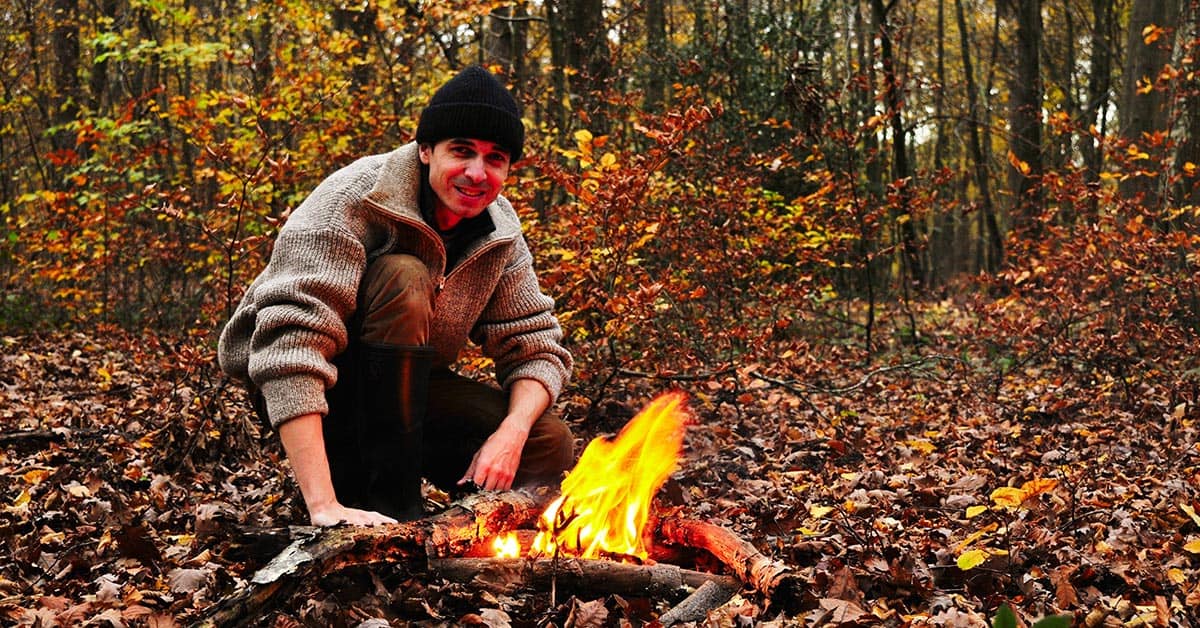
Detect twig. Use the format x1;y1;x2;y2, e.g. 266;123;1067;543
749;354;964;397
615;366;737;382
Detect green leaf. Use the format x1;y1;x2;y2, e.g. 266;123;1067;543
992;604;1016;628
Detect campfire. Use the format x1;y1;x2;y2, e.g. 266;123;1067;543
209;392;804;626
494;391;689;561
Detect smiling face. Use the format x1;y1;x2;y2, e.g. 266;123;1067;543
419;138;511;231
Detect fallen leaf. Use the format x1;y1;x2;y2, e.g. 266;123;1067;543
957;549;987;570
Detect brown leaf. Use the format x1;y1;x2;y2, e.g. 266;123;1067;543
115;524;162;571
818;598;868;624
1051;566;1078;607
166;568;208;594
565;598;608;628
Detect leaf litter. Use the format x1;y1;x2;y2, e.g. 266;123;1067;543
0;311;1198;626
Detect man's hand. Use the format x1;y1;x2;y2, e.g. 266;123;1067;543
460;420;529;491
279;413;396;527
458;379;551;491
308;501;397;527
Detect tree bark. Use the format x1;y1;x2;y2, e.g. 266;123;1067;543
956;0;1004;270
1007;0;1044;236
870;0;924;291
1119;0;1180;208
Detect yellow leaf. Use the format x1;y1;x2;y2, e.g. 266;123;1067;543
1181;503;1200;528
955;522;998;551
957;549;988;570
1168;567;1187;585
809;505;835;519
905;439;936;455
11;489;31;509
1020;478;1058;498
1184;538;1200;553
573;129;593;148
1143;24;1163;44
23;469;50;485
1007;151;1031;176
965;505;989;519
991;486;1026;508
599;152;617;168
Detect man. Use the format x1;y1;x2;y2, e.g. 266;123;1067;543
218;65;574;526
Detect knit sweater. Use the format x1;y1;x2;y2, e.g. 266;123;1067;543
217;142;572;428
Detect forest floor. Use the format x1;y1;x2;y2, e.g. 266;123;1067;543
2;299;1199;627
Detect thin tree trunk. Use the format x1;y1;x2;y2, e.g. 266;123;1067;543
870;0;924;292
956;0;1003;270
1007;0;1044;236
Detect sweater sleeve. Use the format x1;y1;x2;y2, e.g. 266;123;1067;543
245;225;366;427
471;236;573;402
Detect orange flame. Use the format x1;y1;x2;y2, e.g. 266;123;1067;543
492;533;520;558
520;391;690;561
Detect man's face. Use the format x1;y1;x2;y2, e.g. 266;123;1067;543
419;138;511;230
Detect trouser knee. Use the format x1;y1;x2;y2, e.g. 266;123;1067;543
357;253;434;346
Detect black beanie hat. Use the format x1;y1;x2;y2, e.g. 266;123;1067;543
416;65;525;162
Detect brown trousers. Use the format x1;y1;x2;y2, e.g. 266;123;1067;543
350;253;574;491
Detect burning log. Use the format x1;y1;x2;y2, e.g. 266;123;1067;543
194;489;555;627
659;517;806;612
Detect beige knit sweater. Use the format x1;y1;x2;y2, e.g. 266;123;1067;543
217;142;572;427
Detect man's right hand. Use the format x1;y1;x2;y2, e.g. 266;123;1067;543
308;502;397;527
279;413;397;527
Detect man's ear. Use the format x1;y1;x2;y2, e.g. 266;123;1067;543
418;143;432;164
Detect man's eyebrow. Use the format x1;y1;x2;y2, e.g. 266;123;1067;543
447;138;510;156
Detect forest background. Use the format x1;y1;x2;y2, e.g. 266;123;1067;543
2;0;1200;625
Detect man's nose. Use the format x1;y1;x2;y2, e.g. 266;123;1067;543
464;156;487;181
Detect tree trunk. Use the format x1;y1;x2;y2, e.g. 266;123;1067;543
870;0;924;291
1007;0;1043;236
49;0;81;161
1172;0;1200;209
956;0;1003;271
484;4;530;87
1119;0;1180;208
644;0;668;112
1081;0;1116;219
333;4;378;90
547;0;609;134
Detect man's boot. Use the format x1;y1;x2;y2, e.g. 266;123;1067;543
357;342;435;521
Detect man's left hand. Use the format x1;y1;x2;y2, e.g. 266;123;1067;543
459;420;529;491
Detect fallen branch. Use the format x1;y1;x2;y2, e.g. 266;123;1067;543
658;578;741;625
193;489;555;627
658;518;805;612
428;556;740;601
0;430;64;446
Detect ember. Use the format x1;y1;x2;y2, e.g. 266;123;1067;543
495;392;690;561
